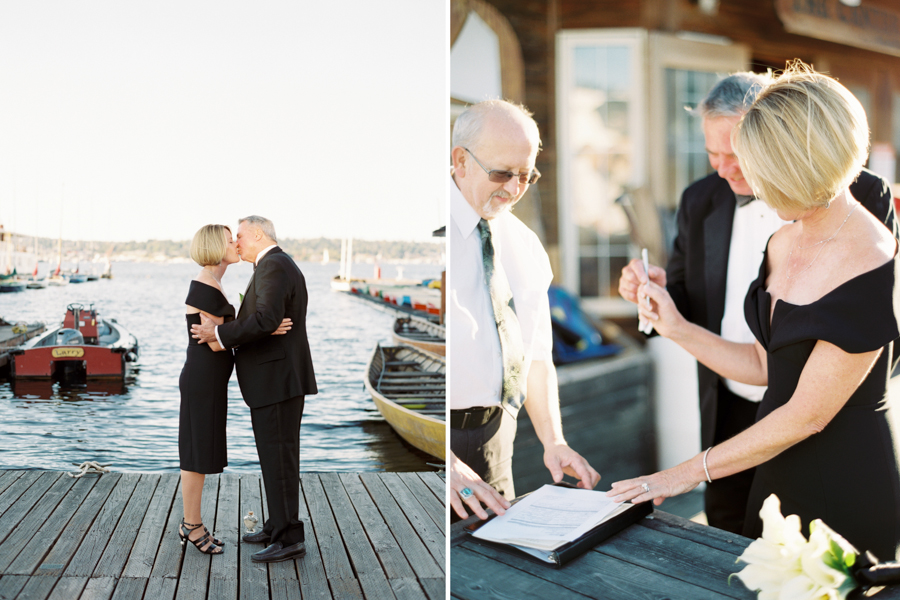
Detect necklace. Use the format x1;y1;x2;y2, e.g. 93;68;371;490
784;203;859;280
204;268;222;285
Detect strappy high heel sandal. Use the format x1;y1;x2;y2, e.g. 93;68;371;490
179;519;224;547
179;520;224;555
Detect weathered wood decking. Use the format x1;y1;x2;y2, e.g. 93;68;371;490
0;470;445;600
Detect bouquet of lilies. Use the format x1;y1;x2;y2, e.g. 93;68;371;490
733;494;859;599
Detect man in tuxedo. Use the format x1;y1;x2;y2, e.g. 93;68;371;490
618;73;896;534
192;215;317;563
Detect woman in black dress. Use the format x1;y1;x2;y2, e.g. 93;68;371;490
608;62;900;560
179;224;289;554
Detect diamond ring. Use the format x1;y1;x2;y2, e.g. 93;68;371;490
459;487;474;500
641;482;650;493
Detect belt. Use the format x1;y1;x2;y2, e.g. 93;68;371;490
450;406;502;430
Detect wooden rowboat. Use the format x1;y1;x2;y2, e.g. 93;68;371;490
392;316;445;356
364;344;445;460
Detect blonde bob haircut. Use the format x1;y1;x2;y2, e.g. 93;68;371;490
190;224;231;266
732;61;869;212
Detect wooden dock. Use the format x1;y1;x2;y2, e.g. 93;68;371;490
0;323;46;370
0;470;445;600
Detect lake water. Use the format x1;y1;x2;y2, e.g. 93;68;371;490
0;259;444;473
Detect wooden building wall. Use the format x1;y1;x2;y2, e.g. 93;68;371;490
478;0;900;277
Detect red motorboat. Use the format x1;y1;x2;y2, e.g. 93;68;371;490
10;303;139;381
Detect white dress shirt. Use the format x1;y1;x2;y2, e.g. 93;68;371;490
449;172;554;410
721;199;789;401
214;244;278;348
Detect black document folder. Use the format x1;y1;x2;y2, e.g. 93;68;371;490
464;490;653;567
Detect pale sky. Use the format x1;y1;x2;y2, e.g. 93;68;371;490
0;1;447;243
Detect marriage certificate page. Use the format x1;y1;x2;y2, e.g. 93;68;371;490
472;484;623;549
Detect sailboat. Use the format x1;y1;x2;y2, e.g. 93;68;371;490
47;237;67;286
26;262;47;289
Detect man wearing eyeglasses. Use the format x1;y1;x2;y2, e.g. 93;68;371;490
449;100;601;521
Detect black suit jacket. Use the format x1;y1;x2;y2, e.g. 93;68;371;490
218;247;318;409
666;168;896;449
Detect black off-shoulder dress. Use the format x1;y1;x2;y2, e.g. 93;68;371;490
178;281;236;474
743;246;900;560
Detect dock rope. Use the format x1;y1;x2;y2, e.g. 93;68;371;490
68;461;112;478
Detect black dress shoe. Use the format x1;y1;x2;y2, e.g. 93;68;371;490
251;541;306;563
242;531;271;544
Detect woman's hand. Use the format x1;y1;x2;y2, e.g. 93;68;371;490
199;311;225;327
606;461;701;507
637;280;688;340
271;318;292;336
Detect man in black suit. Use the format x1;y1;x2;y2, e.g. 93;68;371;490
192;215;317;563
619;73;896;534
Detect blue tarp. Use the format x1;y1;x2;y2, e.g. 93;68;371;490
548;285;621;365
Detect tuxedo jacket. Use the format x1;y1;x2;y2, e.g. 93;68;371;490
218;247;318;409
666;168;896;449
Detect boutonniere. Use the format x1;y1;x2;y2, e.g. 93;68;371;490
239;293;244;304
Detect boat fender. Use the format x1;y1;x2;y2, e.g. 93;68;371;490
125;351;138;363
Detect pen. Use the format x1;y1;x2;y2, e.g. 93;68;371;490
639;248;653;334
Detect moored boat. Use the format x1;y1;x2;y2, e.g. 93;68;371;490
0;280;27;293
392;316;445;356
364;344;445;460
10;303;139;381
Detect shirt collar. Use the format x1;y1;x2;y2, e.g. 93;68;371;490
255;244;278;266
450;170;482;240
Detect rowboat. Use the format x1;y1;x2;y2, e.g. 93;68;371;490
10;303;139;381
392;316;445;356
364;344;445;460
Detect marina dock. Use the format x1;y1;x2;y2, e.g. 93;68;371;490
0;324;46;370
0;469;445;600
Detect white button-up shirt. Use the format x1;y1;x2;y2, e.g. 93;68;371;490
449;172;554;410
721;198;788;401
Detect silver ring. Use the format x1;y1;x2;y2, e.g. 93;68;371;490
459;487;474;500
641;483;650;493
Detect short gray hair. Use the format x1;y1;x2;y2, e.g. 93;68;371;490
239;215;277;243
693;72;773;119
452;99;540;151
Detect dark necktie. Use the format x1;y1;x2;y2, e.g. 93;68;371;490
477;218;526;417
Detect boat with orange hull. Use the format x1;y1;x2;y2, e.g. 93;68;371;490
10;303;138;381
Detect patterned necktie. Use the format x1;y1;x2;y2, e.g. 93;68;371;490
477;218;526;418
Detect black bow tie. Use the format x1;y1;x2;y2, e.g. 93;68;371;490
735;194;755;208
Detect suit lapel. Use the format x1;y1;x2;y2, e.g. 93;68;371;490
238;246;282;318
703;185;737;334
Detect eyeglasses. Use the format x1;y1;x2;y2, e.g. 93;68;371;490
464;148;541;185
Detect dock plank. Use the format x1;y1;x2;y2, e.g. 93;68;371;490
338;473;416;580
79;576;116;600
208;473;240;600
7;475;98;575
175;474;219;600
303;474;356;581
388;578;428;600
418;578;444;600
109;577;147;600
46;576;88;600
12;574;58;600
0;472;62;546
144;577;177;600
416;472;445;506
148;479;186;581
0;472;78;571
93;474;161;577
358;474;443;580
396;473;443;531
373;474;445;568
237;474;269;600
38;474;121;577
0;470;25;497
120;473;179;579
296;475;330;600
63;473;141;577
